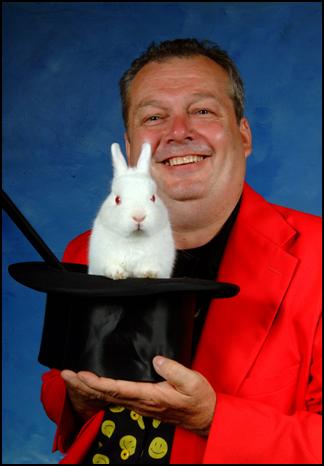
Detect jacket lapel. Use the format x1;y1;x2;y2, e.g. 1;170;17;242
192;184;299;394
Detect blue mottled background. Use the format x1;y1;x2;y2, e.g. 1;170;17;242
2;2;322;464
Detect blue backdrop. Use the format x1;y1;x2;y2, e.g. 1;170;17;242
2;2;322;464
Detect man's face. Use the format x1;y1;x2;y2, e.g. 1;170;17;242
125;56;252;209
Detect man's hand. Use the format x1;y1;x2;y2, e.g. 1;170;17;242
61;369;110;422
61;356;216;436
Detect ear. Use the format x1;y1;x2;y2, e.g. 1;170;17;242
111;143;128;175
239;118;252;158
124;133;131;164
136;142;152;173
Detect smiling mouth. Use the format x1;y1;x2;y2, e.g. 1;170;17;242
163;155;206;166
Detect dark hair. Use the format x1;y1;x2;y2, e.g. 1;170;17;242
119;38;245;129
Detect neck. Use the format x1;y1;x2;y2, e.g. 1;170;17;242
172;223;223;250
167;195;241;250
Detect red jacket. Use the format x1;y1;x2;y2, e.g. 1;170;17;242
41;183;322;463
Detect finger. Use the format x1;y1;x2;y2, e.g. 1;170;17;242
77;371;155;401
61;370;107;401
61;369;84;388
152;356;199;394
61;369;77;381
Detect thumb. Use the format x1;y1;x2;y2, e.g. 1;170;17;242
152;356;196;394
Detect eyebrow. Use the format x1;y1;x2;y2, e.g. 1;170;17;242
191;92;222;101
136;93;223;111
191;92;229;108
135;99;168;111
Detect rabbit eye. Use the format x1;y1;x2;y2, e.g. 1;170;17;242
115;196;121;205
150;194;156;202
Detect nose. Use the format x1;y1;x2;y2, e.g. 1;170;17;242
132;215;146;224
166;114;194;144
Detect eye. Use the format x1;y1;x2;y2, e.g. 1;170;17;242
115;196;121;205
147;115;160;121
196;108;210;115
150;194;156;202
144;115;162;125
143;114;165;126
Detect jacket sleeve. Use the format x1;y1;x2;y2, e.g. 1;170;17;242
40;232;91;453
204;314;322;464
41;369;83;453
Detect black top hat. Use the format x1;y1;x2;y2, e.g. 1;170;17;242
2;190;239;381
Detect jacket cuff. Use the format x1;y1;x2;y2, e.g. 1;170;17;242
41;369;82;453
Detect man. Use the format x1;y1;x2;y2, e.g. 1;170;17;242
41;39;322;464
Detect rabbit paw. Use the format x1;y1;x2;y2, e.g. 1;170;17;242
135;267;160;279
104;263;129;280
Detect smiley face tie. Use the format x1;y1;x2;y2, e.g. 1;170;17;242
83;404;175;464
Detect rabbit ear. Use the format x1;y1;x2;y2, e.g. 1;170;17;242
111;143;128;175
136;143;152;174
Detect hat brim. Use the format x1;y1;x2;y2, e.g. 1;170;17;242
8;261;240;298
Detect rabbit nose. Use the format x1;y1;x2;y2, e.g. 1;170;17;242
132;215;146;223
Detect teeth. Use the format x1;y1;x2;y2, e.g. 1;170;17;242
165;155;204;166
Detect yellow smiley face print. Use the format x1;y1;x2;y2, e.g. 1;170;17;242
119;434;137;459
130;410;145;430
92;453;110;463
109;405;125;413
101;420;115;438
152;418;161;428
148;436;168;459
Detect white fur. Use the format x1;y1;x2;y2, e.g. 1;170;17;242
88;143;175;279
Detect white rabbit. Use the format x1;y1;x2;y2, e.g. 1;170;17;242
88;142;176;279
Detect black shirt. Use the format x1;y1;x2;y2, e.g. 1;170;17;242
172;200;240;354
83;200;240;464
